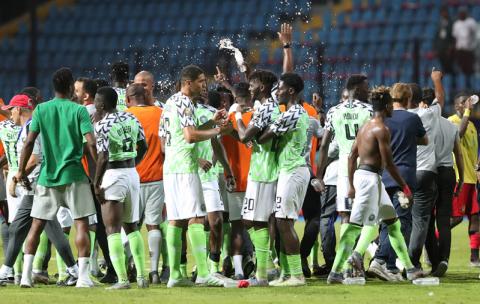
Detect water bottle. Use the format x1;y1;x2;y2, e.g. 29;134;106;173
471;95;479;105
343;277;366;285
412;277;440;286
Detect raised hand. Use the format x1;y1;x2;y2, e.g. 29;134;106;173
278;23;293;45
431;68;443;82
214;66;227;83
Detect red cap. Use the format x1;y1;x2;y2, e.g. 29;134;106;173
2;94;34;110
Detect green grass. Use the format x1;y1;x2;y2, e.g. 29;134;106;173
0;221;477;304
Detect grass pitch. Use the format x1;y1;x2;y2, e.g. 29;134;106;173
0;221;477;304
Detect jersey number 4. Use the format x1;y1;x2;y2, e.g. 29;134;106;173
344;123;359;140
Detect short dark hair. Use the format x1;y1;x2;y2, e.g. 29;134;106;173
52;67;74;95
280;73;304;94
208;91;222;109
96;86;118;109
77;78;98;98
126;83;146;101
20;87;41;105
94;78;109;87
249;70;278;92
180;65;204;83
409;83;422;104
421;87;435;105
111;62;129;83
371;86;391;111
234;82;250;98
346;74;367;91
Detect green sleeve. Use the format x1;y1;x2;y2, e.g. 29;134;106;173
30;107;41;133
79;106;94;135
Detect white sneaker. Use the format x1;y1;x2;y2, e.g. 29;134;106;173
238;276;269;287
269;275;289;286
167;278;194;288
196;273;227;287
14;274;21;286
271;276;305;287
20;276;33;288
106;281;131;290
367;260;396;282
137;277;149;288
76;278;94;288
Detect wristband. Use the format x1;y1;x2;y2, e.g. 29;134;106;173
465;109;471;117
283;43;291;49
235;111;242;121
402;185;412;197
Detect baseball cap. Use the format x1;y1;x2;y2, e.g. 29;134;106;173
2;94;34;110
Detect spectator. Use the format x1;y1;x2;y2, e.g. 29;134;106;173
434;7;455;82
452;7;477;89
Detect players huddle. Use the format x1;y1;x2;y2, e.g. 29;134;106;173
0;23;477;290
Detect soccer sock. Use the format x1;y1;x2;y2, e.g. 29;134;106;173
55;249;67;280
279;251;290;277
221;223;231;261
331;224;362;273
354;225;378;256
89;231;99;274
233;255;244;276
312;240;319;266
209;252;220;274
180;264;187;278
13;251;23;276
166;225;182;280
78;257;90;281
22;254;34;282
268;250;276;270
148;229;162;272
128;231;147;279
107;233;128;283
253;228;269;280
469;232;480;250
32;232;48;273
205;230;211;253
188;223;209;278
339;223;349;238
160;221;169;267
286;254;302;277
387;220;414;269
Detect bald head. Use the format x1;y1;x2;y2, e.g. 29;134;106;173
126;83;147;107
134;71;154;104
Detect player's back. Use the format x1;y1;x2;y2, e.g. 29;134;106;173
356;119;384;170
326;100;372;175
96;111;141;162
161;92;198;174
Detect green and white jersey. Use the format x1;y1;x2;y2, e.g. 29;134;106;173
113;87;127;111
160;92;199;174
195;103;217;182
271;104;309;174
248;98;281;182
95;112;145;162
325;99;372;176
0;120;21;171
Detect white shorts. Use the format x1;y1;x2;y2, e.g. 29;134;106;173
6;172;22;223
242;178;276;222
101;168;140;224
349;169;397;226
336;175;352;212
57;207;97;228
140;181;165;226
202;180;224;213
218;174;229;207
275;167;310;220
226;192;244;221
164;173;206;221
57;207;73;228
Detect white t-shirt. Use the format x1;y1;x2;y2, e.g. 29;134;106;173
453;17;477;50
435;117;459;167
408;102;441;173
17;120;42;194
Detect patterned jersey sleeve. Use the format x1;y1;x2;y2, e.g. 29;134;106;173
270;105;304;135
324;106;335;132
134;116;146;143
251;101;275;130
95;122;109;153
174;95;196;128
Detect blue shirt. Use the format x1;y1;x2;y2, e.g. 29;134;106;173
382;109;426;189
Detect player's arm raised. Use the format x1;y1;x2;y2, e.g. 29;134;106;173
278;23;294;74
459;96;474;138
376;126;412;200
431;69;445;110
